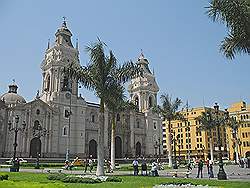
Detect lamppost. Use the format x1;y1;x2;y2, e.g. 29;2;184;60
8;115;26;172
65;92;72;162
32;122;48;169
214;103;227;180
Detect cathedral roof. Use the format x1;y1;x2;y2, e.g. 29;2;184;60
0;82;26;105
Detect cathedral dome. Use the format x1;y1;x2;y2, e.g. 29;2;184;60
0;83;26;105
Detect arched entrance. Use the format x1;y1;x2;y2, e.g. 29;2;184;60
29;137;41;158
89;139;97;158
135;142;141;157
115;136;122;158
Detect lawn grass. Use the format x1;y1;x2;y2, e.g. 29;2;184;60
0;172;250;188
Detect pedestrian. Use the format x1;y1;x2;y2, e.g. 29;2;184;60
84;157;89;173
247;158;250;168
89;157;93;173
196;159;203;178
151;160;158;176
141;157;147;176
132;158;139;176
187;162;192;171
205;158;210;175
209;160;214;178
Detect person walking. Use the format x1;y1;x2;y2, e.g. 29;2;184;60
132;158;139;176
209;160;214;178
151;160;158;176
89;157;93;173
205;158;210;175
196;159;203;178
141;158;147;176
84;157;89;173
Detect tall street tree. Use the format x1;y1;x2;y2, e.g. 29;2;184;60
65;39;140;176
105;85;137;171
153;94;183;168
196;109;217;162
207;0;250;59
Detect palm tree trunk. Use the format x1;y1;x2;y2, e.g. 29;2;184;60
235;130;239;164
168;119;173;167
96;99;105;176
209;130;214;162
110;114;116;171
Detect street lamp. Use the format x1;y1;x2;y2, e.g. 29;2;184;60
214;103;227;180
32;122;48;169
202;145;205;159
8;115;26;172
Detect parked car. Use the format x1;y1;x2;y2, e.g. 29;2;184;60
5;158;27;164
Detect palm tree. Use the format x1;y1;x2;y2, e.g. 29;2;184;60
65;39;140;176
226;116;241;164
153;94;183;168
105;85;137;171
206;0;250;59
196;110;217;162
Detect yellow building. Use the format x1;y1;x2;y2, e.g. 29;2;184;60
227;101;250;160
162;106;228;161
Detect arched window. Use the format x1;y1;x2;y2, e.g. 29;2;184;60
34;120;40;130
45;75;50;91
116;114;120;122
149;96;153;108
135;96;139;107
63;126;67;136
91;114;95;123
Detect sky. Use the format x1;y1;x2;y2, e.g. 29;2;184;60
0;0;249;110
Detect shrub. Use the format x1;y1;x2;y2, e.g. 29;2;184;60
0;174;8;180
61;176;101;184
47;173;66;181
106;176;122;182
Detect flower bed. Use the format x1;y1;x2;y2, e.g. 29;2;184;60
47;173;122;184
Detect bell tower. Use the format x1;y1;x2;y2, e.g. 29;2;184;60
39;19;80;103
128;52;159;112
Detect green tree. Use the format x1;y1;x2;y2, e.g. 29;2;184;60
65;39;140;176
105;85;137;171
207;0;250;59
196;110;217;161
153;94;183;168
226;115;242;163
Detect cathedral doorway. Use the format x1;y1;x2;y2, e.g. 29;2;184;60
29;137;41;158
89;139;97;158
135;142;141;157
115;136;122;158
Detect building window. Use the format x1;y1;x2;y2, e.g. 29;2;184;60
153;122;157;130
36;109;40;115
63;126;68;136
64;109;70;118
135;96;139;108
149;96;153;108
116;113;120;122
136;121;140;128
91;114;95;123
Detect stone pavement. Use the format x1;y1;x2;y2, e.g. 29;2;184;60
0;164;249;181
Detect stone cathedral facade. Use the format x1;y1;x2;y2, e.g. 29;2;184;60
0;21;162;159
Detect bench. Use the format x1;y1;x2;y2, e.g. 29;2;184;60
166;170;191;178
44;168;62;173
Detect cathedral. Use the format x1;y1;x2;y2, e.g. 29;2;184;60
0;21;162;159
